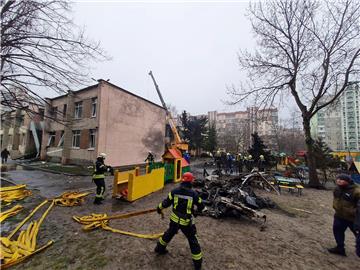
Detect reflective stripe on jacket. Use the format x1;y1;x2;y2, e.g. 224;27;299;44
93;160;107;179
158;183;204;226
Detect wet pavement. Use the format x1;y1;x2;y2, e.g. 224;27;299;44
0;160;109;198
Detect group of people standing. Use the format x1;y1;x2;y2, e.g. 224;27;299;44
214;151;266;175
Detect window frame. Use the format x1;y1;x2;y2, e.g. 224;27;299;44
72;130;81;148
74;102;83;119
47;131;56;147
57;131;65;147
91;97;97;118
89;129;96;149
63;104;67;118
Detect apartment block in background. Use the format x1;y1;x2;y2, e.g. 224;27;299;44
311;83;359;151
341;84;360;150
207;107;278;152
40;80;166;166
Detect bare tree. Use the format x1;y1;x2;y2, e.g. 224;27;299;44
1;0;107;111
228;0;360;187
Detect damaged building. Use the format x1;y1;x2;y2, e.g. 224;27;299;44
0;103;44;159
40;80;166;166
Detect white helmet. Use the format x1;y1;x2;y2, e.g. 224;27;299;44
98;153;107;159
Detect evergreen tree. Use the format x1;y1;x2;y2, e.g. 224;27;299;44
204;123;217;153
179;110;191;142
313;138;340;181
179;111;208;154
248;132;272;165
188;116;208;153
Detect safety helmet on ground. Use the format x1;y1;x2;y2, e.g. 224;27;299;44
248;155;252;159
260;155;264;160
182;172;195;183
98;153;107;159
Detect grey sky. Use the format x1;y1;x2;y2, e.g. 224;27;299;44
71;1;297;116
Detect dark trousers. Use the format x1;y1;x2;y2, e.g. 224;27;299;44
158;221;202;268
238;162;243;174
94;178;105;202
333;216;360;256
1;156;8;163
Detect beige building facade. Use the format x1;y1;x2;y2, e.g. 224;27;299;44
40;80;166;166
0;104;44;158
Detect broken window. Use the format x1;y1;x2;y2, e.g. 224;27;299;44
22;133;26;145
50;106;57;120
72;130;81;148
91;98;97;117
74;102;83;119
17;115;24;126
47;132;56;147
38;109;45;119
63;104;67;118
89;129;96;148
57;131;64;147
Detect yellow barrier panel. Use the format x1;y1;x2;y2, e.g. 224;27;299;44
127;167;165;201
112;169;136;197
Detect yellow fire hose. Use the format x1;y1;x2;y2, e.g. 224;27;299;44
0;205;23;223
73;208;164;240
0;185;32;204
0;200;54;269
0;188;92;268
53;191;91;207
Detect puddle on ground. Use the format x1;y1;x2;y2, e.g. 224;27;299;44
1;163;35;172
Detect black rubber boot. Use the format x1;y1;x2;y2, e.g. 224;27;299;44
154;243;168;255
328;246;346;256
193;259;202;270
93;197;102;205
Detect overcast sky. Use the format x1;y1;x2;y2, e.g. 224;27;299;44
72;1;293;116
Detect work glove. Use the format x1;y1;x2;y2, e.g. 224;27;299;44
157;206;164;219
107;166;114;175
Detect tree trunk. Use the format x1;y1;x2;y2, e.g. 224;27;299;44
303;119;321;188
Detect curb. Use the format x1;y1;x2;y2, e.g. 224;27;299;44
15;162;91;177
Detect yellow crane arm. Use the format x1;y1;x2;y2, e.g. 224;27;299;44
148;71;188;151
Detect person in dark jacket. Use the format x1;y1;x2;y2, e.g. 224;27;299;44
155;172;205;270
236;153;243;174
92;153;112;205
246;155;254;172
328;174;360;257
1;148;10;163
258;155;266;172
145;151;155;164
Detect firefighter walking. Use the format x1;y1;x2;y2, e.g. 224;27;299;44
155;172;204;270
93;153;112;205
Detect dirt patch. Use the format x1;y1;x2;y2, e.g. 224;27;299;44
2;187;358;269
1;166;359;269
